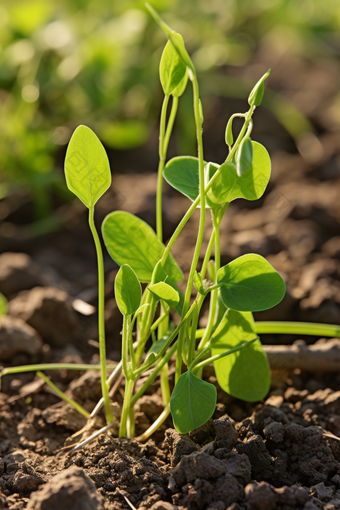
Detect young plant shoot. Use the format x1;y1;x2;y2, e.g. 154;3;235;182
4;5;340;443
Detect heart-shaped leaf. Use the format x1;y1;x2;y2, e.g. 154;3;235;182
102;211;183;283
160;41;187;96
211;310;270;401
65;125;111;208
217;253;285;312
114;264;141;316
170;371;217;434
148;281;180;309
206;141;271;206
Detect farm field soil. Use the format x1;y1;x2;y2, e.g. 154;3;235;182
1;55;340;509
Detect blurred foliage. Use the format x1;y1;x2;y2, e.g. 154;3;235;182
0;0;340;218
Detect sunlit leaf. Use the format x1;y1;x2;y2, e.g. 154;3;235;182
148;281;179;308
170;371;217;434
65;125;111;208
114;264;141;316
102;211;183;283
164;156;200;202
160;41;187;96
248;69;271;107
172;70;188;97
206;141;271;206
217;253;285;312
211;310;270;401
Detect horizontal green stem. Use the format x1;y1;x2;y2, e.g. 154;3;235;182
1;363;118;377
37;371;90;418
255;321;340;337
192;338;257;373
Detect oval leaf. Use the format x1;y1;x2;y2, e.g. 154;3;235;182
148;282;179;308
115;264;141;316
211;310;270;401
170;371;217;434
217;253;285;312
225;116;234;147
160;41;187;96
65;125;111;208
102;211;183;283
236;137;253;176
248;69;270;107
206;141;271;206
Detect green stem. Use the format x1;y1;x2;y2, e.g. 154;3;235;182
254;321;340;337
119;378;134;438
130;341;177;408
36;371;90;418
191;338;257;373
200;229;216;279
198;213;221;351
175;76;206;383
122;315;131;377
156;95;170;241
1;363;117;377
164;96;178;154
88;207;113;424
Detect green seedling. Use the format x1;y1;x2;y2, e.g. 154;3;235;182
3;5;340;444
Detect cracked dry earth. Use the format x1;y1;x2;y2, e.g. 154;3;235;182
3;367;340;509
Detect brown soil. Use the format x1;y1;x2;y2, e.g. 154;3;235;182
1;51;340;509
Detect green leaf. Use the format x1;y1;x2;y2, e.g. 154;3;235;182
151;261;184;315
102;211;183;283
148;282;180;308
211;310;270;401
164;156;200;202
206;141;271;206
248;69;270;107
0;292;7;319
146;3;195;73
217;253;285;312
170;371;217;434
114;264;141;316
172;70;188;97
65;125;111;208
160;41;187;96
225;116;234;147
236;137;253;177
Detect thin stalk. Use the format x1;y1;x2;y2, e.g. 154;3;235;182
200;229;216;279
175;75;206;383
149;312;169;335
136;403;170;442
156;95;170;240
198;213;221;351
122;315;130;378
163;96;178;154
127;315;136;371
1;363;118;377
88;207;113;423
90;361;122;418
130;341;177;408
255;321;340;337
119;378;135;438
191;338;257;373
36;371;90;418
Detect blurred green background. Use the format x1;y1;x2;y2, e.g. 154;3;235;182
1;0;340;222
